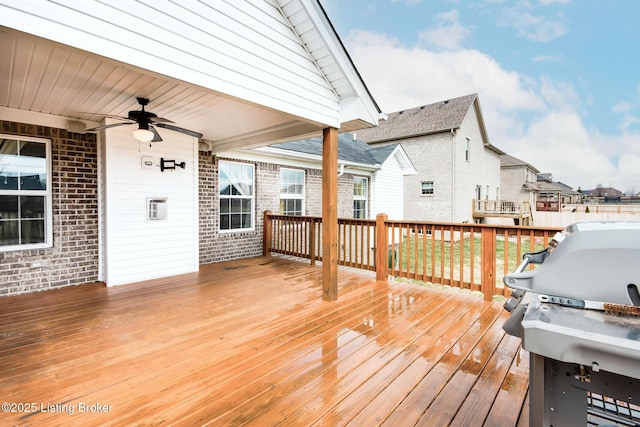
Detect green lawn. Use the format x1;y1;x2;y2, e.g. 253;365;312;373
392;232;546;292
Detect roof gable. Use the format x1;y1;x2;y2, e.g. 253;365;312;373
356;93;478;143
500;154;540;173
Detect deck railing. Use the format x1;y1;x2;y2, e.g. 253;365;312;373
263;211;562;301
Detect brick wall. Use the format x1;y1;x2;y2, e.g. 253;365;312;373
199;155;279;264
198;153;361;264
0;121;99;296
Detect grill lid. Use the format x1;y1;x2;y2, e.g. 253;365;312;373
504;222;640;306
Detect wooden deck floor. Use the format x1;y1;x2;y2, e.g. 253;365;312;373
0;256;529;426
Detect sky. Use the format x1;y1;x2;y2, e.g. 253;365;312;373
321;0;640;193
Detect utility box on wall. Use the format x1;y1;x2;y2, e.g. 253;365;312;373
147;198;168;220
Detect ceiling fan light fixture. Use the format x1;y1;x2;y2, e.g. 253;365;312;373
133;127;154;142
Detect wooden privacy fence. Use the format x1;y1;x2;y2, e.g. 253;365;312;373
263;211;562;301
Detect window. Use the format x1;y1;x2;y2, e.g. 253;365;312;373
0;136;52;250
465;138;470;162
219;161;254;231
421;181;434;195
279;168;304;216
353;177;368;219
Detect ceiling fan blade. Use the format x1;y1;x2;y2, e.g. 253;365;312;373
155;122;203;138
79;113;130;121
149;125;163;142
86;122;133;131
150;116;174;124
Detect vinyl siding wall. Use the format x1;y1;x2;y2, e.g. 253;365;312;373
371;155;404;220
0;0;341;127
102;125;199;286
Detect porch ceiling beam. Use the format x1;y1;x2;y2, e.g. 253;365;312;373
207;121;324;154
322;127;338;301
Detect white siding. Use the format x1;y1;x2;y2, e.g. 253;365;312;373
0;0;341;127
371;155;404;220
103;125;198;286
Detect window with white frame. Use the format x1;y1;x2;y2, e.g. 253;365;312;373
421;181;434;195
279;168;304;216
465;138;471;162
219;161;254;231
353;177;368;219
0;136;52;250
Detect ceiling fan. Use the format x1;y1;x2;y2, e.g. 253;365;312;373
85;97;203;142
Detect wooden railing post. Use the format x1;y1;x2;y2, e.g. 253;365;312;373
309;218;316;266
263;210;272;256
481;226;496;301
375;213;389;280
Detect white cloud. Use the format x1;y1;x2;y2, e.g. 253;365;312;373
538;0;571;5
497;4;568;42
532;54;563;63
611;101;640;131
343;29;640;190
538;75;579;107
390;0;423;5
612;102;634;113
418;9;470;50
345;29;543;115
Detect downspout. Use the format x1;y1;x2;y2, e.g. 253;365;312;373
450;128;456;222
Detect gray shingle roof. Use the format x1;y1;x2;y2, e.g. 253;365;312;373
270;133;398;166
523;181;578;194
355;93;478;143
500;154;540;173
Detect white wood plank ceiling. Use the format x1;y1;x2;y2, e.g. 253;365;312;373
0;25;325;152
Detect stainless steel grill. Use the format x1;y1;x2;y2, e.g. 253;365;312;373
503;222;640;427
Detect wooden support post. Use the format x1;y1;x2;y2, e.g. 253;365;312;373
322;127;338;301
263;210;272;256
481;226;496;301
375;213;389;280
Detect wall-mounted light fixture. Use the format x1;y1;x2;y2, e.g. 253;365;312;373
160;158;186;172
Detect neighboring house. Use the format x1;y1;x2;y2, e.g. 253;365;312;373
357;93;504;223
524;174;579;211
253;132;415;219
501;154;581;213
500;153;540;210
584;186;623;203
0;1;383;295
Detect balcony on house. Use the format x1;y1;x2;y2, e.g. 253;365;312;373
472;199;533;225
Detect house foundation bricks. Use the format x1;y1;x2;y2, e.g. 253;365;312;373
0;121;99;296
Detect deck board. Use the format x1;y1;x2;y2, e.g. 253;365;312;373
0;256;528;426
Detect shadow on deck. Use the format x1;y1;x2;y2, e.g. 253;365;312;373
0;256;529;426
